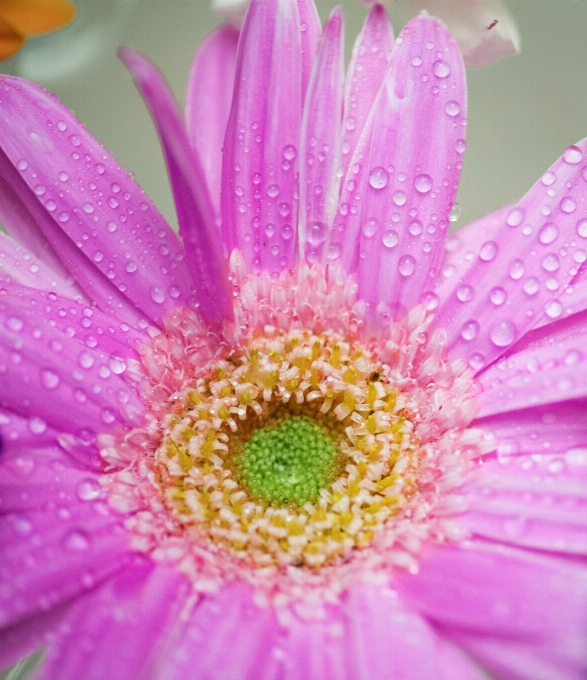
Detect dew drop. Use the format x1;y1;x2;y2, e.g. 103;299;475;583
479;240;498;262
449;204;462;222
544;299;563;319
490;319;517;347
507;207;526;227
264;223;275;238
560;196;576;214
101;408;116;425
68;134;81;147
563;145;583;164
40;369;60;390
392;190;407;206
267;184;280;198
408;219;423;236
150;287;166;304
411;56;423;66
509;259;525;280
541;253;560;272
368;166;389;189
444;100;460;117
432;60;451;78
307;222;326;245
58;211;70;223
82;203;94;214
362;219;379;238
456;284;474;302
398;254;416;277
460;320;479;341
57;120;67;132
283;145;297;161
455;139;467;154
29;417;47;435
125;261;137;273
6;317;23;332
468;353;486;370
78;352;94;370
77;478;102;501
414;174;433;194
419;291;440;311
576;219;587;238
489;287;507;306
523;277;540;296
63;529;90;551
107;221;117;233
382;229;399;248
327;242;341;260
278;202;291;217
538;223;559;245
281;224;293;240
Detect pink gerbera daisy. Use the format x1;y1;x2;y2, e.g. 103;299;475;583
1;1;587;679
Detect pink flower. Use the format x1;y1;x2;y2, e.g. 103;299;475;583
1;1;586;679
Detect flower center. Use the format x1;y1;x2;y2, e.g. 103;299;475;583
154;327;421;567
233;415;340;507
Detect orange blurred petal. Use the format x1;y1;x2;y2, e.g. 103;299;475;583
0;0;76;37
0;15;24;59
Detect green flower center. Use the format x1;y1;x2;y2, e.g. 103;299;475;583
234;416;340;506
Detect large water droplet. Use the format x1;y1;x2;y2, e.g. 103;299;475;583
362;219;379;238
382;229;399;248
307;222;326;245
490;320;517;347
281;224;293;240
150;287;166;304
398;255;416;277
6;317;23;332
283;145;297;161
432;60;451;78
538;223;559;245
460;320;479;341
449;204;462;222
509;259;525;280
489;287;507;306
456;284;474;302
392;190;407;206
63;529;90;551
541;253;560;272
40;369;60;390
78;352;94;370
414;174;432;194
444;100;460;117
563;145;583;164
327;242;341;260
506;207;525;227
455;139;467;154
267;184;280;198
576;219;587;238
77;478;102;501
368;166;389;190
479;241;498;262
560;196;576;214
523;277;540;296
544;299;563;319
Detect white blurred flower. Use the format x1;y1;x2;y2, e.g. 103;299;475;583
211;0;249;28
360;0;520;66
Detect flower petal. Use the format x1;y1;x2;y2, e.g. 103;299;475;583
0;0;76;36
0;17;24;61
151;583;280;680
120;48;233;328
185;25;239;219
476;310;587;416
435;138;587;369
333;15;466;327
0;76;194;327
298;0;322;102
221;0;302;274
396;540;587;678
299;8;345;264
340;5;394;180
36;562;188;680
0;289;143;436
0;232;83;298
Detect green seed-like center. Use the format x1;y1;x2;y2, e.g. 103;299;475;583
234;416;340;506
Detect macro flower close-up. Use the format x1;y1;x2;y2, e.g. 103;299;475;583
1;0;587;679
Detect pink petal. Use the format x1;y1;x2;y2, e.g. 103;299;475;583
185;25;239;219
36;562;188;680
151;583;281;680
533;256;587;329
0;231;84;298
462;450;587;555
298;0;322;102
120;49;233;328
0;499;131;630
434;139;587;370
221;0;302;275
0;76;194;327
435;204;513;308
0;170;70;280
0;289;143;436
333;15;466;327
299;8;345;265
396;540;587;676
476;309;587;416
340;5;394;180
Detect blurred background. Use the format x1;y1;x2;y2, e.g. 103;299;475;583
1;1;587;678
2;0;587;234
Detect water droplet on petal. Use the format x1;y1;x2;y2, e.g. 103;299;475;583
398;255;416;277
308;222;326;245
327;242;341;260
362;219;379;238
538;223;559;245
414;174;432;194
125;261;137;273
281;224;293;240
576;219;587;238
523;277;540;296
460;320;479;341
509;259;525;280
41;369;60;390
544;300;563;318
560;196;576;214
419;291;440;311
78;352;94;369
6;317;23;332
77;478;102;501
432;60;451;78
489;287;507;306
267;184;280;198
454;139;467;154
29;417;47;435
449;204;462;222
444;100;460;117
392;190;407;206
479;240;498;262
490;320;517;347
150;287;166;304
283;145;296;161
542;253;560;272
382;229;399;248
456;284;474;302
563;145;583;164
408;219;423;236
506;207;525;227
63;529;90;551
368;166;389;190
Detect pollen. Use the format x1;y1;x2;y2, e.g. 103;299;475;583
155;328;420;568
